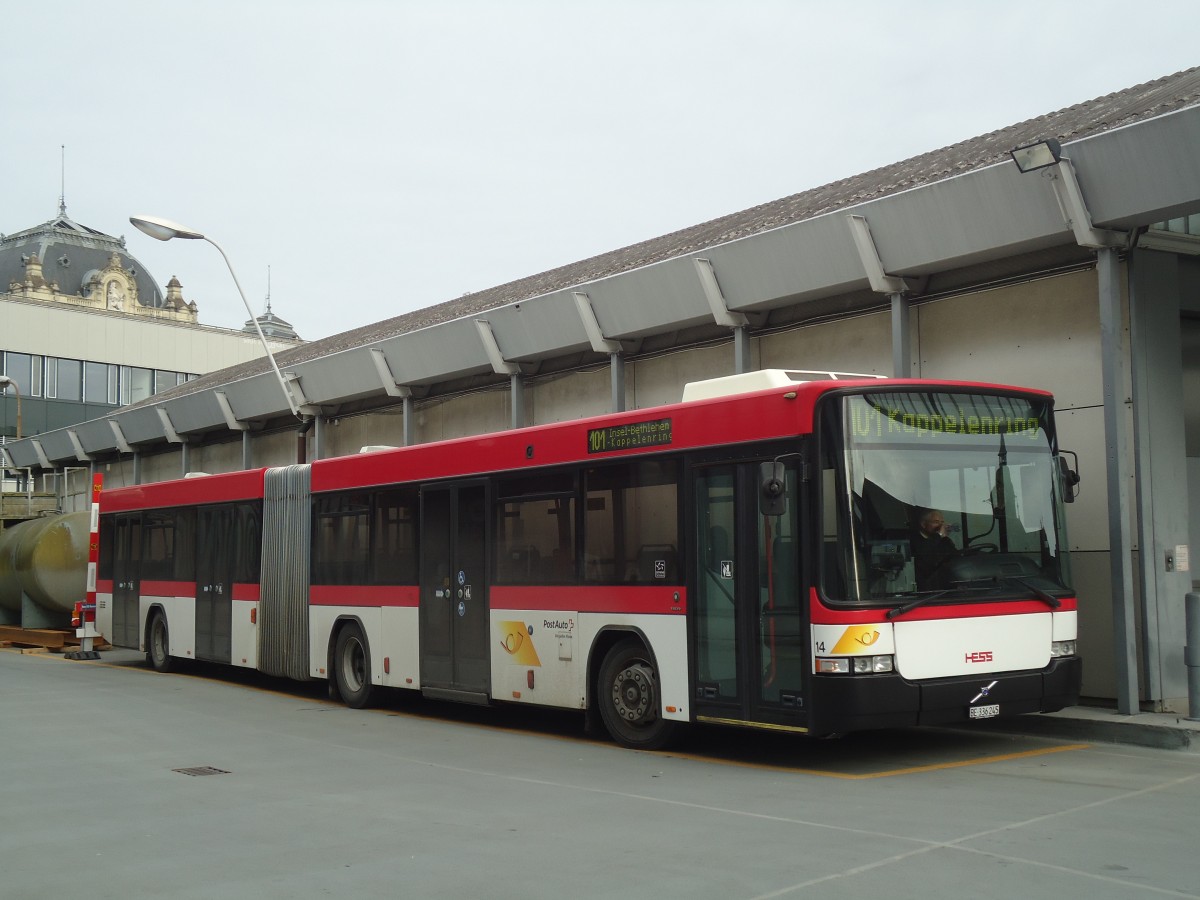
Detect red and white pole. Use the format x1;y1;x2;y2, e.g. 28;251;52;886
68;474;103;660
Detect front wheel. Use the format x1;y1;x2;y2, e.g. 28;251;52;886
596;638;677;750
147;610;172;673
333;623;374;709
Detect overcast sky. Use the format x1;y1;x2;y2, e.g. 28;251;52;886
4;1;1198;342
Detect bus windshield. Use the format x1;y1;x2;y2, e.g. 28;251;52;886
821;390;1072;604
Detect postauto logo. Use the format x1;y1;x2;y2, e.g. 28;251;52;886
496;621;541;666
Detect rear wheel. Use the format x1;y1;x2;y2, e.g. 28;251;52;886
333;623;374;709
597;638;677;750
147;610;172;673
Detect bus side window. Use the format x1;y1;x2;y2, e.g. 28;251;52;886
585;459;680;585
371;488;418;584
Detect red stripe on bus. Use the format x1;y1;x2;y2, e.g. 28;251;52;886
100;468;266;512
808;588;1077;624
141;580;196;598
309;585;420;607
232;584;260;602
490;585;686;615
97;579;113;593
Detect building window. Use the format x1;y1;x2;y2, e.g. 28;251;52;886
84;362;119;405
154;370;177;395
1;351;43;397
1143;217;1200;254
120;366;153;405
1158;214;1200;235
45;357;83;402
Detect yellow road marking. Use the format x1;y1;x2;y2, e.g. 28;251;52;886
662;742;1090;778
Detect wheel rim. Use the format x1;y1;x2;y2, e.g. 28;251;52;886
153;620;166;661
611;661;658;726
341;637;366;692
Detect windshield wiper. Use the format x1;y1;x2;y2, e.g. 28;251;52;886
887;577;1062;620
886;590;953;619
1000;575;1062;609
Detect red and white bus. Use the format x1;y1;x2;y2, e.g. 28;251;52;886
96;371;1081;748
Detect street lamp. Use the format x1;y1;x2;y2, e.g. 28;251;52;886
128;214;302;418
1009;138;1062;174
0;374;22;440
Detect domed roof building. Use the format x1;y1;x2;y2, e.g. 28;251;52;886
0;202;197;322
1;202;302;453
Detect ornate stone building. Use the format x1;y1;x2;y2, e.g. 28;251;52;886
2;204;198;323
0;203;301;453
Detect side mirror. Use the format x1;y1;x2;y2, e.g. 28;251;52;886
1057;452;1080;503
759;461;787;517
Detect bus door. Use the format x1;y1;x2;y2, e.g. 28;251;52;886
419;482;490;701
195;506;234;664
691;461;806;728
111;513;142;649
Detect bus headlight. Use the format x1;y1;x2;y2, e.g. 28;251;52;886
818;655;895;674
853;655;894;674
1050;640;1076;658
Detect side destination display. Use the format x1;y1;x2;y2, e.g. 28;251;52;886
587;418;672;454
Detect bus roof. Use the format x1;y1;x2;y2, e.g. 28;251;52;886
96;376;1053;507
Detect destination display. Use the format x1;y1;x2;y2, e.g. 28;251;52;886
848;393;1045;444
587;418;673;454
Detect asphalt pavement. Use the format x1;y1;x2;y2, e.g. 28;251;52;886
3;645;1198;900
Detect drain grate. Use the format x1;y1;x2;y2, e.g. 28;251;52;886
172;766;231;777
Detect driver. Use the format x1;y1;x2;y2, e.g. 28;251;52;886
911;508;957;589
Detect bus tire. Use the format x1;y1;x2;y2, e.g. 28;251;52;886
333;622;374;709
147;610;172;673
597;638;677;750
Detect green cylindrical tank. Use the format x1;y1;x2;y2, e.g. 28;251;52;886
0;519;38;613
0;513;90;614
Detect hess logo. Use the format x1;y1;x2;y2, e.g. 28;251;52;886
964;651;994;664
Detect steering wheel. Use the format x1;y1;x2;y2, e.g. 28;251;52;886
964;542;999;554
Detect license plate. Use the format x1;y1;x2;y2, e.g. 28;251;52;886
969;703;1000;720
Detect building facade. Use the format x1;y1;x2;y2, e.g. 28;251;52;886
0;206;302;464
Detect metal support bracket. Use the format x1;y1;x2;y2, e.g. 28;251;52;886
108;421;133;454
67;430;92;462
215;391;249;432
475;320;522;376
1050;159;1128;250
369;348;414;399
156;408;182;444
694;258;750;328
847;215;910;294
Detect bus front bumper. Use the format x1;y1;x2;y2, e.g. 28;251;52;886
807;657;1083;736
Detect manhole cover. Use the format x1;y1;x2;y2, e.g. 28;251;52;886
172;766;231;777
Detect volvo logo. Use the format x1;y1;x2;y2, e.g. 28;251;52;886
970;681;998;704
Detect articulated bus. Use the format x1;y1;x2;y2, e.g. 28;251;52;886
96;371;1081;748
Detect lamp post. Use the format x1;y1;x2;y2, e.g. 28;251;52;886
128;215;302;419
0;374;22;440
